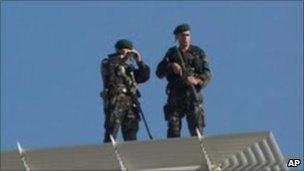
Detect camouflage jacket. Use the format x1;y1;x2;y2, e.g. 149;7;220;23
156;45;211;92
101;53;150;96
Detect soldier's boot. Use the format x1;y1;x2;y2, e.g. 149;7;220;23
188;125;204;136
122;131;137;141
103;120;120;143
186;112;204;136
167;116;181;138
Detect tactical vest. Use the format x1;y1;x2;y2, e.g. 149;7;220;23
102;54;137;96
166;45;204;92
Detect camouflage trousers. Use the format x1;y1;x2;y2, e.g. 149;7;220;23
103;93;139;143
164;89;205;138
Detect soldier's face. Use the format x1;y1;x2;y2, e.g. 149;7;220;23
177;31;191;47
117;48;131;56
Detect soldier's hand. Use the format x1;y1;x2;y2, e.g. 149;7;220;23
186;76;199;85
130;49;141;62
171;62;183;76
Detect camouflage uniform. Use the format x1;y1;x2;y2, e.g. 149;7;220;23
156;45;211;137
101;53;150;142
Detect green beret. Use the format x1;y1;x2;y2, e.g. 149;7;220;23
115;39;133;50
173;24;191;35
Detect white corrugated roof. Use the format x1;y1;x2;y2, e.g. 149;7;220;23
0;131;288;171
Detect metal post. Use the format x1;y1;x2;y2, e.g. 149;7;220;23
17;142;31;171
195;128;222;171
110;135;127;171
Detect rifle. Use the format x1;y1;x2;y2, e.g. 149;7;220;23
175;46;200;101
175;46;203;131
130;90;154;140
119;64;154;140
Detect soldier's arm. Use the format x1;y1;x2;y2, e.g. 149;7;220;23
134;61;150;83
156;49;175;78
101;58;109;88
156;57;170;78
193;49;211;88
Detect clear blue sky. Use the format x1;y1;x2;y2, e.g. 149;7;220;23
1;0;303;162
